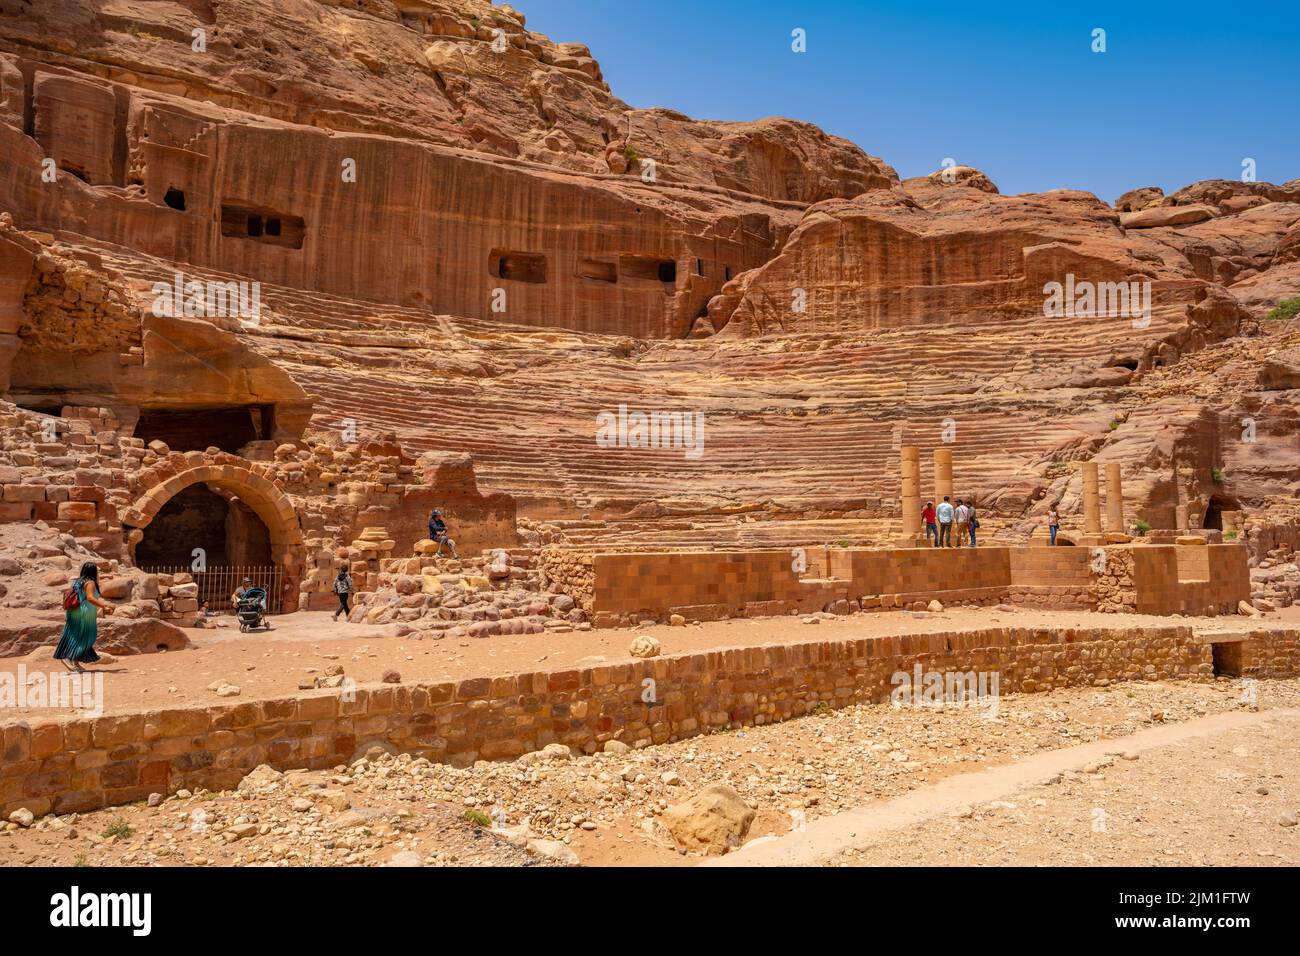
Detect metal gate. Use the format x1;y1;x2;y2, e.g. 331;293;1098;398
139;565;283;615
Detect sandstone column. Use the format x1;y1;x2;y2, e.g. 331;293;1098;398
1105;463;1124;533
1081;461;1102;535
900;446;921;536
933;447;953;505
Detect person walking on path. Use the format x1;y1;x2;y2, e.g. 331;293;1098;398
922;501;938;546
967;501;980;547
936;496;955;548
954;499;970;549
1048;506;1060;545
332;567;354;621
54;562;115;673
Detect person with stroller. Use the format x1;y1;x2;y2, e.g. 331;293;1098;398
232;576;272;630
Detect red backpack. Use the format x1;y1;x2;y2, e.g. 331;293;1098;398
62;582;81;611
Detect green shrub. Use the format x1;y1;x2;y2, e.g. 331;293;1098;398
1224;529;1238;540
463;809;491;828
1264;297;1300;322
622;145;639;164
1134;519;1151;535
1108;420;1121;431
102;819;133;839
1211;466;1225;484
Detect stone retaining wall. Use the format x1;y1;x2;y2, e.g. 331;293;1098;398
585;544;1251;625
4;624;1297;821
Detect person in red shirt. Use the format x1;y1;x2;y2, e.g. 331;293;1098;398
922;501;938;546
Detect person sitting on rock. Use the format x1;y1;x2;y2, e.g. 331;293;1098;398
428;508;460;559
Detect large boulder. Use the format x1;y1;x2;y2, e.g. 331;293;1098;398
660;784;756;855
0;611;189;657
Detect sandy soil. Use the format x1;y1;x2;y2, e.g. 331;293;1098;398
826;711;1300;867
3;604;1293;720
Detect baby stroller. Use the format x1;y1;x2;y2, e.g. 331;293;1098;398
236;587;269;632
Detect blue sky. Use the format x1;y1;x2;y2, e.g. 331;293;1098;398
522;0;1298;201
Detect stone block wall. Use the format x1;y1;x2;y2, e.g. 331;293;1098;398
1132;544;1250;616
831;547;1011;606
591;549;814;625
5;624;1297;821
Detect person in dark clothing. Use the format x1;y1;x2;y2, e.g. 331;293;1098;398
332;567;354;621
428;508;460;559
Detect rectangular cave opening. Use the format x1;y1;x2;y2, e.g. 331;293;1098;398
133;405;270;454
490;250;547;284
576;258;617;283
1211;641;1244;677
620;255;677;284
220;201;305;249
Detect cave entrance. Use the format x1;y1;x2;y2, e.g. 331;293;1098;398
133;405;272;453
134;483;278;613
1203;493;1239;532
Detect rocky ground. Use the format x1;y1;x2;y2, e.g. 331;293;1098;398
2;673;1297;867
831;710;1300;867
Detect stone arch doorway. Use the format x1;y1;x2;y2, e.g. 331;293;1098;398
134;483;273;567
121;462;303;613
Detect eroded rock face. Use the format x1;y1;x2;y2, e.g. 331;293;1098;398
0;0;1295;556
0;0;896;341
709;183;1209;338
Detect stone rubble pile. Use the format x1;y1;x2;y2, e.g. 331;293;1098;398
347;547;587;638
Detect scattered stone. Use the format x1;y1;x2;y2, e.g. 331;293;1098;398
628;634;661;658
7;809;34;828
385;850;424;867
660;784;755;856
526;839;579;865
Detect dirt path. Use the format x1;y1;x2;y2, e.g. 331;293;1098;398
3;605;1293;720
709;709;1300;868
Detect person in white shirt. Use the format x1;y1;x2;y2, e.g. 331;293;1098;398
954;500;970;548
936;496;955;547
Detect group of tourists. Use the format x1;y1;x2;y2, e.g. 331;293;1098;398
921;496;980;548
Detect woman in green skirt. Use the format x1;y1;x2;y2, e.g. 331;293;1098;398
54;562;116;672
